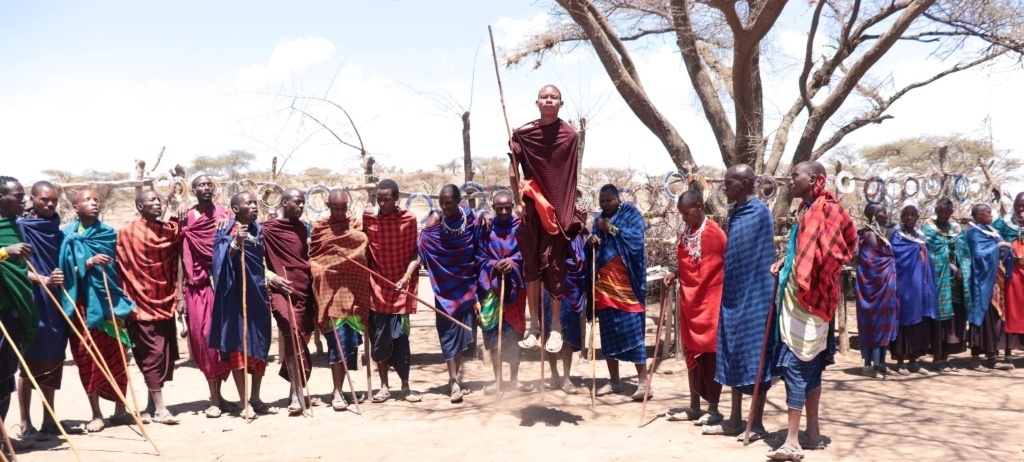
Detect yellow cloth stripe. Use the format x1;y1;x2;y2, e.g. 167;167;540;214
779;271;828;361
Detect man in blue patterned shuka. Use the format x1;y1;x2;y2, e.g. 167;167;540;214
419;184;479;404
703;164;775;441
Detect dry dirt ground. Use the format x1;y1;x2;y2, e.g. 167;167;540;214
10;279;1024;461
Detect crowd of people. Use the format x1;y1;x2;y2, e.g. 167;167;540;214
0;85;1016;462
855;196;1024;377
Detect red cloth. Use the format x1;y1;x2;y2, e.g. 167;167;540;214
363;209;419;315
309;216;371;331
511;118;582;237
116;218;180;322
1005;239;1024;333
793;191;857;322
677;219;726;364
262;218;315;337
68;304;127;402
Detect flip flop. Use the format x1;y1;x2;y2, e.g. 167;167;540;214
450;382;464;404
518;331;541;350
665;408;701;422
331;394;348;411
205;405;223;418
737;426;769;442
483;383;498;396
702;421;744;436
287;399;304;415
630;383;651;401
699;411;724;426
595;382;623;397
85;418;106;433
403;389;422;403
768;444;804;461
560;380;580;395
515;382;535;393
151;410;180;425
372;388;392;403
544;331;564;353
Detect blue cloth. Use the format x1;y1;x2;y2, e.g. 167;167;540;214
890;229;939;326
596;308;646;364
476;215;524;309
369;312;410;368
209;220;272;363
564;234;587;315
716;198;776;390
966;225;1010;326
543;290;583;351
588;202;647;307
326;324;361;368
435;306;477;360
482;320;522;365
419;207;478;317
773;318;835;409
58;219;135;328
855;227;900;349
17;216;68;362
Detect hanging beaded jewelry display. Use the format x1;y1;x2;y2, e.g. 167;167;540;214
682;216;707;263
438;209;468;235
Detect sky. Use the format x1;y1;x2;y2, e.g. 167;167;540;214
2;1;1023;187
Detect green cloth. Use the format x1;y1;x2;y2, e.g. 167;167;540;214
479;290;499;331
0;217;39;346
922;221;972;321
329;314;366;335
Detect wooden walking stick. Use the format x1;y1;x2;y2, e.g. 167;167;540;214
496;275;505;404
0;281;81;460
101;273;144;422
590;246;597;408
0;414;17;462
488;25;523;204
284;290;313;416
332;252;473;332
27;263;150;456
364;329;373;401
539;286;546;397
329;317;362;415
239;246;251;421
638;285;670;428
743;279;780;446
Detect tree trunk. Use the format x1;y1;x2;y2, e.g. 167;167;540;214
577;117;587;172
462;111;473;183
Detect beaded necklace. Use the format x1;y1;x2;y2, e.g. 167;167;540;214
438;209;468;235
682;216;707;263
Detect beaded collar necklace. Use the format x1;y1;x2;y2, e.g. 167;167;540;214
438;209;468;235
682;216;707;263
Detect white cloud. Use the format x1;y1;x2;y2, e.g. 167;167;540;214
237;37;336;90
493;13;551;49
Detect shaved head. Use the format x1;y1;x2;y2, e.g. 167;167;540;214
725;164;755;182
328;189;349;205
795;161;826;177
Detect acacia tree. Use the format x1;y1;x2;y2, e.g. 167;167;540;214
506;0;1024;178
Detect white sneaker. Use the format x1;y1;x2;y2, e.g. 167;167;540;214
544;331;563;353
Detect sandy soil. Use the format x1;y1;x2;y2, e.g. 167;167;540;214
10;279;1024;461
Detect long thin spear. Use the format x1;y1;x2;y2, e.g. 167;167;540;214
488;25;521;196
638;285;670;428
495;275;505;405
239;245;251;422
329;317;362;415
285;291;313;416
590;246;598;408
0;414;17;462
101;273;158;451
743;280;780;446
363;330;373;402
100;273;144;416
